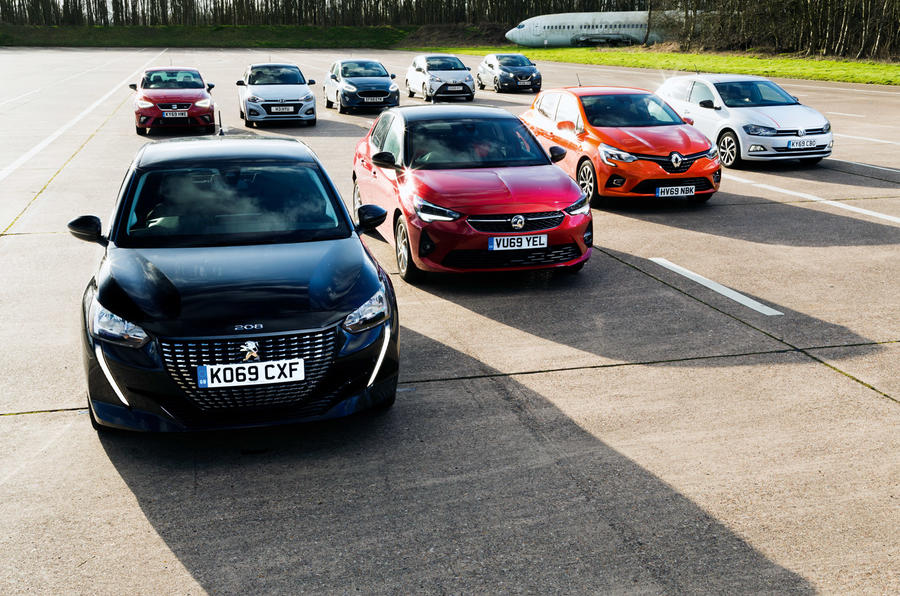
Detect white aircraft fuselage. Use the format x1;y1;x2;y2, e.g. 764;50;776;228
505;11;662;48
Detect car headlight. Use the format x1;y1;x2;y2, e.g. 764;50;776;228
389;83;399;92
564;194;591;216
135;99;154;109
413;195;461;223
743;124;777;136
247;95;263;104
823;121;831;133
195;98;211;108
499;71;512;78
598;143;637;167
705;145;718;159
341;83;357;93
343;287;390;333
300;93;314;102
89;297;149;348
429;74;442;83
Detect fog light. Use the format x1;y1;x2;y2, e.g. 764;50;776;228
248;109;260;116
419;230;436;257
828;140;834;148
305;108;315;115
749;144;766;152
138;116;150;124
712;169;721;184
606;175;626;188
583;221;593;246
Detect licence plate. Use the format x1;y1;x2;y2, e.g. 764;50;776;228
270;106;294;113
656;186;695;197
197;358;304;388
517;81;531;86
363;97;382;102
788;139;817;148
488;234;547;250
447;85;463;91
162;111;188;118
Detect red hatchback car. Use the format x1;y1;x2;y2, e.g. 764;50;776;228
129;67;216;136
521;87;721;203
352;106;592;281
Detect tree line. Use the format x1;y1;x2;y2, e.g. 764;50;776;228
1;0;897;58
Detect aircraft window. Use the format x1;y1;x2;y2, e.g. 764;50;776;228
516;24;524;29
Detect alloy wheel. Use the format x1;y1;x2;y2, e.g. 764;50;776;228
351;183;362;225
577;161;596;197
719;134;738;167
395;221;409;274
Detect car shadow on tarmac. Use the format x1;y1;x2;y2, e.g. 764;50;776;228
98;327;813;594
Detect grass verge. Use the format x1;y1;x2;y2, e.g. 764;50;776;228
0;24;415;49
400;45;900;86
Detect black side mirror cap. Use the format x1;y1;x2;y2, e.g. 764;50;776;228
390;73;396;79
236;80;245;86
371;151;398;169
207;83;215;91
415;67;424;73
356;204;388;233
548;146;566;163
128;83;137;91
330;73;338;81
307;79;316;85
68;215;107;246
466;66;471;71
698;99;715;109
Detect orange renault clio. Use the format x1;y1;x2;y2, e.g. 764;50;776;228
521;87;721;203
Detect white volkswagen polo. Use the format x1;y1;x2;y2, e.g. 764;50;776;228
657;74;832;167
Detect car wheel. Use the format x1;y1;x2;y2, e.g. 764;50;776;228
406;80;415;98
532;86;541;93
325;93;333;109
307;118;316;127
338;99;347;114
717;131;742;168
566;262;585;274
135;126;147;136
369;376;397;413
351;182;362;226
577;159;598;201
689;193;714;203
244;118;254;128
476;74;485;90
800;156;824;166
239;109;245;120
205;124;216;134
395;217;424;283
493;77;503;93
465;94;474;102
422;84;432;102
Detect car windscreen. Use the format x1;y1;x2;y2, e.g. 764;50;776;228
407;118;550;170
581;93;683;127
116;163;350;248
142;70;204;89
341;61;388;77
248;66;305;85
714;81;798;107
497;55;531;67
426;57;467;71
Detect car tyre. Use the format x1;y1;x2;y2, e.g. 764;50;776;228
325;93;334;109
351;182;362;226
338;100;347;114
465;94;474;102
205;124;216;134
239;109;245;120
135;126;147;136
494;77;503;93
395;217;424;283
307;118;316;127
689;193;714;203
422;84;432;102
476;74;485;90
577;159;599;203
406;80;415;98
566;262;585;274
717;131;742;168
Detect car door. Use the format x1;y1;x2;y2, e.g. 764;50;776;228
407;58;423;92
684;81;721;141
357;112;394;204
371;116;406;240
237;66;249;107
324;62;337;101
550;93;583;177
529;92;561;150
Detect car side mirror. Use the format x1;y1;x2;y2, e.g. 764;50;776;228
356;204;387;233
67;215;107;246
236;80;245;86
556;120;575;132
128;83;137;91
390;73;396;79
548;146;566;163
307;79;316;85
698;99;715;109
415;67;424;73
207;83;215;91
330;73;338;81
683;117;694;125
466;66;471;71
791;95;800;103
371;151;398;169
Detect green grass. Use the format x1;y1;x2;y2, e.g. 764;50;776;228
0;24;415;49
401;45;900;86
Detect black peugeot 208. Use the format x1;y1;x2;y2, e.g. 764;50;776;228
68;137;398;432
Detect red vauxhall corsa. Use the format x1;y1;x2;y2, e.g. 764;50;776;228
352;106;592;282
129;67;216;136
521;87;721;203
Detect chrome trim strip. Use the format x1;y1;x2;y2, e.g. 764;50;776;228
94;344;130;407
366;322;391;388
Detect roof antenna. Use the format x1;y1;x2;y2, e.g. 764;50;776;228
576;73;582;86
217;110;225;136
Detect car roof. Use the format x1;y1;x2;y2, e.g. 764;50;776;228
416;53;460;59
389;105;517;122
337;58;382;63
667;73;768;84
137;137;317;168
145;67;201;73
247;63;300;69
547;86;651;96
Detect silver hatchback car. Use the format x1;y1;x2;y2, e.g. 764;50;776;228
236;63;317;127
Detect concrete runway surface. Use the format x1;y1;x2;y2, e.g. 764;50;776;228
0;47;898;594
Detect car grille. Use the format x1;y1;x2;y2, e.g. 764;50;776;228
156;103;192;110
358;90;390;98
159;328;338;412
631;177;714;194
633;150;708;174
772;144;830;153
442;244;581;269
774;127;828;136
154;117;192;126
516;74;532;81
466;211;565;233
261;103;301;114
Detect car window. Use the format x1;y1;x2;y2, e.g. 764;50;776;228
406;117;550;170
425;56;467;71
714;80;798;107
497;55;531;67
248;66;305;86
556;94;580;124
117;163;350;248
538;93;560;119
142;70;204;89
370;114;394;150
340;61;388;78
688;82;715;105
664;78;693;101
581;93;684;127
381;118;404;165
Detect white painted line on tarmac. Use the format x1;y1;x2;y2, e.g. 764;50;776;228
826;111;865;118
837;160;900;174
650;258;784;316
834;132;900;145
0;88;41;108
0;49;167;184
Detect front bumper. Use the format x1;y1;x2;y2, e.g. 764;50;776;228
135;106;214;129
406;212;592;273
245;99;316;122
428;81;475;99
593;155;721;198
497;76;541;91
340;90;400;109
739;132;833;161
83;318;399;432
